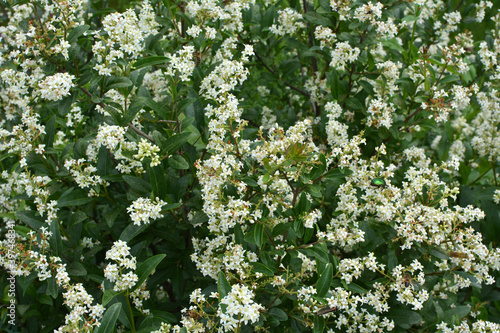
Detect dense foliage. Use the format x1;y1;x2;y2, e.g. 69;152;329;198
1;0;500;332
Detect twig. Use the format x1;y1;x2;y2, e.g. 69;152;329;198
79;87;154;142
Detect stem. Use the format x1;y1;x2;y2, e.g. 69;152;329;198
468;166;492;186
79;87;154;142
254;53;311;98
125;293;136;333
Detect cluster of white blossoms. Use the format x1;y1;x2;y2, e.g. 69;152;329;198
127;197;166;226
134;138;161;167
94;0;158;75
104;240;138;290
38;73;75;101
64;158;109;197
104;241;152;314
218;284;263;331
166;45;196;82
366;98;395;129
2;0;500;331
270;8;305;36
330;41;360;71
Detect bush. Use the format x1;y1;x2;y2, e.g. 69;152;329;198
1;0;500;332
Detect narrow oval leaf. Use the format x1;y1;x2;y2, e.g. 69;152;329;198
217;272;232;301
97;303;122;333
131;254;166;292
168;154;190;170
57;189;94;207
134;56;169;69
316;263;333;297
254;223;264;247
251;262;274;276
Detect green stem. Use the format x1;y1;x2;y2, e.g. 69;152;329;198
125;292;136;333
468;166;492;186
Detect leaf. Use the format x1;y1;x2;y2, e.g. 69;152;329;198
134;56;169;69
58;189;94;207
177;97;197;112
67;24;90;43
102;289;122;307
269;308;288;321
163;132;191;155
346;283;368;294
324;167;353;180
105;208;121;228
217;272;232;301
15;210;44;231
251;262;274;276
133;96;168;119
67;262;87;277
303;12;329;27
106;76;133;89
97;303;122;333
122;175;152;196
316;263;333;297
168;154;189;170
119;222;150;242
43;115;56;149
131;254;166;292
149;165;167;200
313;316;325;333
388;309;423;329
50;220;62;257
47;277;58;299
254;223;264;247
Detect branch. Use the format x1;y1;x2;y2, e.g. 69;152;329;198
79;86;154;142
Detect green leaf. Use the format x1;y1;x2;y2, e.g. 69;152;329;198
106;76;133;89
15;210;44;231
134;56;169;69
149;165;167;200
70;211;87;227
50;220;62;257
43;115;56;149
131;254;166;292
443;305;470;319
313;315;325;333
177;98;197;112
119;222;150;242
303;12;331;27
123;175;152;196
47;277;58;299
134;96;168;119
58;189;94;207
168;154;189;169
163;132;191;155
97;303;122;333
346;283;368;294
67;262;87;277
67;24;90;43
254;223;264;247
324;168;352;180
251;262;274;276
104;208;121;228
388;309;423;329
316;263;333;297
217;272;232;301
269;308;288;321
102;289;122;307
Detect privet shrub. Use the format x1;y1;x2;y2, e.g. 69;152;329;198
1;0;500;332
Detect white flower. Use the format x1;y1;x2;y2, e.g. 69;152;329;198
38;73;75;101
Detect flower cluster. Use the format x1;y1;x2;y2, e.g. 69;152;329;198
127;197;166;226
